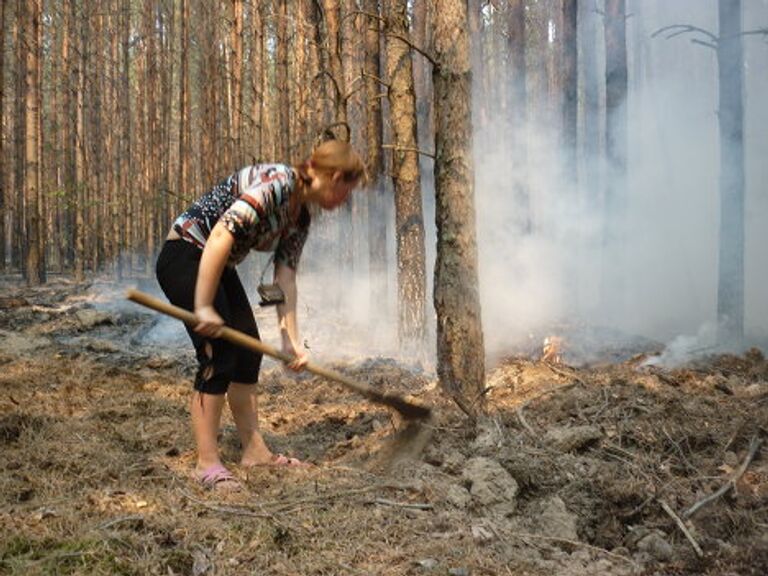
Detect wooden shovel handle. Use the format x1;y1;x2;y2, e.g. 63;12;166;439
126;289;431;419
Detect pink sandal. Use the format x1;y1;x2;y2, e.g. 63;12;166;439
196;464;241;491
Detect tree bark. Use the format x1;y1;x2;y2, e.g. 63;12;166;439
179;0;190;204
200;1;218;186
143;0;157;274
412;0;432;148
384;0;427;350
322;0;347;126
561;0;578;185
716;0;745;344
0;0;6;271
231;0;244;164
506;0;530;235
433;0;485;418
119;0;132;278
602;0;628;316
14;0;26;273
363;0;388;317
24;0;43;285
467;1;484;132
276;0;290;161
579;0;600;212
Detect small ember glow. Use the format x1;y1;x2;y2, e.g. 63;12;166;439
542;336;563;364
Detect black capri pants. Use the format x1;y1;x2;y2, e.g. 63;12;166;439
156;239;262;394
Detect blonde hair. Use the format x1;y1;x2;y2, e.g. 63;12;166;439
297;140;367;186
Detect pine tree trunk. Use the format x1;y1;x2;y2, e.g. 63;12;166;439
24;0;43;285
384;0;427;351
412;0;434;235
231;0;244;164
293;1;308;157
91;6;104;273
547;0;562;129
143;0;157;274
363;0;388;318
179;0;191;201
467;1;484;132
323;0;346;126
159;4;173;232
433;0;485;418
250;1;263;159
276;0;290;161
716;0;745;344
0;0;6;271
63;0;75;272
200;1;217;186
322;0;353;283
603;0;628;316
74;0;87;282
107;2;119;276
119;0;132;279
14;0;26;273
507;0;530;234
579;0;600;213
561;0;578;185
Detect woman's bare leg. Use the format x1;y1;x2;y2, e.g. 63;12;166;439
227;382;274;466
190;391;226;471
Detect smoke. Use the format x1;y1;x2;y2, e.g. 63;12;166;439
92;1;768;372
472;0;768;365
640;322;718;369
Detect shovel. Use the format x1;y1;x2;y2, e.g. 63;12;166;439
126;289;432;421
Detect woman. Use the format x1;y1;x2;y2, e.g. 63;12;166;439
156;140;365;490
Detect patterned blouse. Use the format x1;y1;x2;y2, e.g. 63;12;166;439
172;164;311;270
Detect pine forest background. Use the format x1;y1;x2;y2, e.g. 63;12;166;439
2;0;768;371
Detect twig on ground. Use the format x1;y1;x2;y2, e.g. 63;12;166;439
620;493;657;519
268;486;383;513
683;434;763;518
95;515;144;531
722;419;746;453
545;363;588;386
516;405;536;436
180;489;275;520
658;499;704;558
371;498;433;511
662;426;699;474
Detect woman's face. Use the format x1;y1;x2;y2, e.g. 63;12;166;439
313;171;356;210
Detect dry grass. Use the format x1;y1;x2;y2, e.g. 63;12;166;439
1;280;767;575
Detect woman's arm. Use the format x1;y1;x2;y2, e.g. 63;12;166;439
194;222;235;337
274;262;308;370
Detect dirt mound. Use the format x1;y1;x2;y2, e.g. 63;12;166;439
1;279;766;575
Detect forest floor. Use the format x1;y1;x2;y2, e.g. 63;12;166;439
0;277;767;576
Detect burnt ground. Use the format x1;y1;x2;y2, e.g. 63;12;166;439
0;277;766;576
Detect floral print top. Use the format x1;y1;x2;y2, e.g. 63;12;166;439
172;164;311;269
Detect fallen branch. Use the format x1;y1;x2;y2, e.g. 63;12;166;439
683;433;763;519
658;499;703;558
